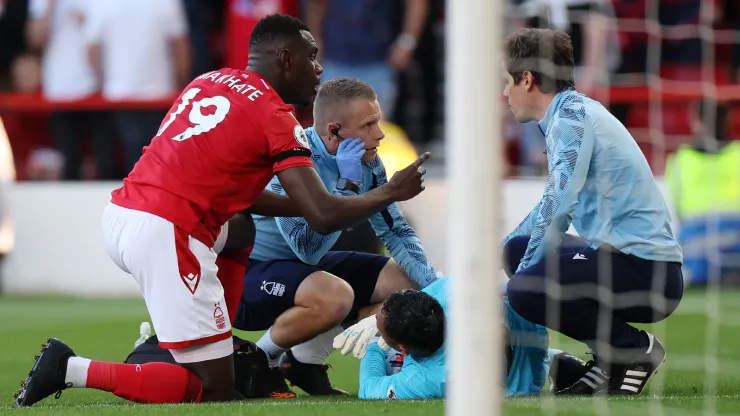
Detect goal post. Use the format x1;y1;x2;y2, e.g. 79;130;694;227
445;0;504;415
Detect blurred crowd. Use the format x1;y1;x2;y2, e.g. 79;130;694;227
0;0;739;181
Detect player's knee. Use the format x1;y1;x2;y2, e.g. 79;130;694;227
503;236;530;277
177;340;237;402
222;213;256;254
506;277;534;317
297;272;354;324
374;259;417;302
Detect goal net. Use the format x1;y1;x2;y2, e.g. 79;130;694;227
446;0;740;415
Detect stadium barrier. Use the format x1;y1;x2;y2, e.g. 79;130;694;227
0;179;676;297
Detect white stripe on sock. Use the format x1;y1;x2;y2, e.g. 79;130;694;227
64;357;91;388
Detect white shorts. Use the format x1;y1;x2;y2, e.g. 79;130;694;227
102;203;233;362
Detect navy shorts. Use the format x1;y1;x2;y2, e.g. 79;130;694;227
234;251;390;331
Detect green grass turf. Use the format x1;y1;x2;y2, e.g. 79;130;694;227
2;289;740;415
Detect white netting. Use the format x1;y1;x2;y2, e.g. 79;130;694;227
453;1;740;415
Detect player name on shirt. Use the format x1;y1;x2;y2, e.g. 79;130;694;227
195;70;266;101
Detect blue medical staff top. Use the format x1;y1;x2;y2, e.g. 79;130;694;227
503;89;683;273
250;127;438;289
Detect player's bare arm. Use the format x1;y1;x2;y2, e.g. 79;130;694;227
248;190;302;217
276;152;430;234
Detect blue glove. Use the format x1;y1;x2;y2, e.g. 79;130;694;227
336;138;366;182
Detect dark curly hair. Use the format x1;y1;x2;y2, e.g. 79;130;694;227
382;290;445;358
249;14;310;48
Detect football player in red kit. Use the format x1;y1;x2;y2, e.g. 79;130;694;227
15;14;430;407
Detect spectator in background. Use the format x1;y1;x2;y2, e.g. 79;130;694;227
306;0;430;117
8;52;41;92
0;0;29;90
391;0;443;154
723;0;740;82
26;0;116;180
226;0;299;70
665;102;740;287
25;147;64;180
0;116;15;291
85;0;191;175
509;0;617;175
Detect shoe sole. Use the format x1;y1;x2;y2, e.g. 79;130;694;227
268;392;297;399
14;338;56;407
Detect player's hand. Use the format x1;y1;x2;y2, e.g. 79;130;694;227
333;314;385;359
389;44;414;72
336;138;366;182
387;152;431;202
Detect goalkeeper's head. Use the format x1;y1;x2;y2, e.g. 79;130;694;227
378;290;446;358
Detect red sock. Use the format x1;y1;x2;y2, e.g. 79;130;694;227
86;361;202;404
216;247;252;322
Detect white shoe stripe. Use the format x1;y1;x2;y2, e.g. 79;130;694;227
621;384;639;393
585;372;606;383
623;377;643;386
582;378;598;389
626;370;648;377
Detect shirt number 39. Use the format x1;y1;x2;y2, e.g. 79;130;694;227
156;87;231;142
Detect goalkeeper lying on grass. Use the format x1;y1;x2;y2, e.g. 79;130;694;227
333;276;588;400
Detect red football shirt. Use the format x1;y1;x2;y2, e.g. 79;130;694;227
111;68;314;247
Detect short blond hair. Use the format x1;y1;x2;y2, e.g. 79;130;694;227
313;78;377;135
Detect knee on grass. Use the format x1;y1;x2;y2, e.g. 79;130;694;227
506;277;542;322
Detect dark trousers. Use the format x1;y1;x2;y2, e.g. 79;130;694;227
504;235;683;358
51;111;116;180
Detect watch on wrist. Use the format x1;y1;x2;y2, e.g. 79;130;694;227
395;32;418;51
336;178;360;193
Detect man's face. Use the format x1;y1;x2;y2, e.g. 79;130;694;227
284;30;323;106
502;66;535;123
329;98;385;162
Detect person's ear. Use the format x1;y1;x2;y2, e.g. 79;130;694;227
277;49;291;71
398;344;411;356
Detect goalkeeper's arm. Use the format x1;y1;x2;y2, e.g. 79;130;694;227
359;342;436;400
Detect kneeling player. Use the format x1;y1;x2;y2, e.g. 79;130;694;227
15;15;430;407
233;77;440;397
334;277;587;400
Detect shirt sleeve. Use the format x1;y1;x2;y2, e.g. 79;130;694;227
267;107;314;173
163;0;188;38
83;2;104;43
28;0;49;19
515;110;595;273
364;158;439;288
268;172;353;265
501;200;543;247
359;343;437;400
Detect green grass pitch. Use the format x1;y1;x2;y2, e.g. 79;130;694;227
2;289;740;415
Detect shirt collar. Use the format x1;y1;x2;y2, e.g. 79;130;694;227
538;88;575;133
306;127;339;173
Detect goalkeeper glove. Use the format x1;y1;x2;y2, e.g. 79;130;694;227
333;315;390;359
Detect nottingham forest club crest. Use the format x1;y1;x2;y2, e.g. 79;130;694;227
293;124;310;148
